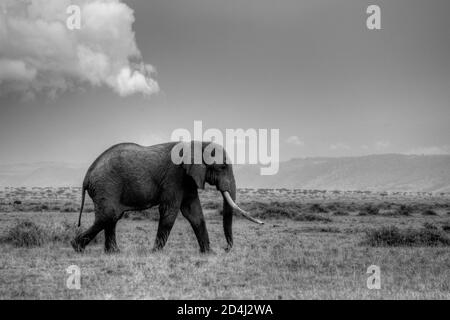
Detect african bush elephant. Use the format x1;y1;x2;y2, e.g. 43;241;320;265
71;141;263;254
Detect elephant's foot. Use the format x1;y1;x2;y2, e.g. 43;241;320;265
71;239;85;253
199;243;215;254
198;240;211;254
151;246;163;253
201;248;216;255
224;244;233;252
104;241;120;254
104;246;120;254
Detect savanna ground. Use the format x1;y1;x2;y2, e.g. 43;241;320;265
0;187;449;299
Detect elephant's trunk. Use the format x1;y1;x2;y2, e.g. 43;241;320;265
222;188;234;250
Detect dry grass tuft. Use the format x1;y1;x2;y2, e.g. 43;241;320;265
333;210;349;216
396;205;413;216
0;219;102;247
362;225;450;247
422;209;437;216
293;214;331;223
358;205;379;216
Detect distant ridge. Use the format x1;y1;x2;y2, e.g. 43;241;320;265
0;162;86;188
233;154;450;192
0;154;449;192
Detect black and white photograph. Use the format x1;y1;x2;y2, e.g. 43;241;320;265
0;0;449;303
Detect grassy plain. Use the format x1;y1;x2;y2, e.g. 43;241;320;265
0;187;449;299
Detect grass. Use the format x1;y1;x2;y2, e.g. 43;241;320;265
0;188;449;299
1;220;48;247
0;219;102;247
363;225;450;247
0;210;449;299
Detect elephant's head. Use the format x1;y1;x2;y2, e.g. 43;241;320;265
176;141;263;249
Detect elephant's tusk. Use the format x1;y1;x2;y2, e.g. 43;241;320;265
223;191;264;225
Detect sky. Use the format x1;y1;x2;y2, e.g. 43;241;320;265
0;0;449;165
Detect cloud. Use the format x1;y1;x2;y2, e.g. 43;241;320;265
0;59;37;82
361;144;370;150
330;142;350;150
0;0;159;99
375;141;391;149
286;135;304;146
405;146;450;155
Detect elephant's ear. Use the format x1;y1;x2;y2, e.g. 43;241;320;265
183;163;206;189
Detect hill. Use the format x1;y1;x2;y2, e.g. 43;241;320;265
0;154;449;192
234;154;450;192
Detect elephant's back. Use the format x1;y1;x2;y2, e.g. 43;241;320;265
83;142;176;198
85;143;144;178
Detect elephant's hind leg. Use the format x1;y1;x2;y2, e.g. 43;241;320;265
104;219;120;253
98;205;122;253
72;204;121;253
71;220;104;253
181;195;211;253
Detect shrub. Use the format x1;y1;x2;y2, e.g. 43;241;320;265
60;206;77;213
244;201;303;219
29;205;44;212
84;206;95;213
203;202;221;210
396;205;413;216
366;205;380;215
362;225;450;247
441;223;450;232
304;226;340;233
423;222;439;230
2;220;47;247
359;205;379;216
1;219;101;247
293;214;331;223
422;209;437;216
262;206;295;218
225;201;332;222
125;207;159;221
309;203;328;213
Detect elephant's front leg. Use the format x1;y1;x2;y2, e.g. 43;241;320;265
181;195;211;253
152;204;179;251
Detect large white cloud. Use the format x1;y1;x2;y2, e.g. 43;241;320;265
0;0;159;99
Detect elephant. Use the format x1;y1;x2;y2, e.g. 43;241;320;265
71;141;263;254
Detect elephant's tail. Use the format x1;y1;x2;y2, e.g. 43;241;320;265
77;186;86;227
